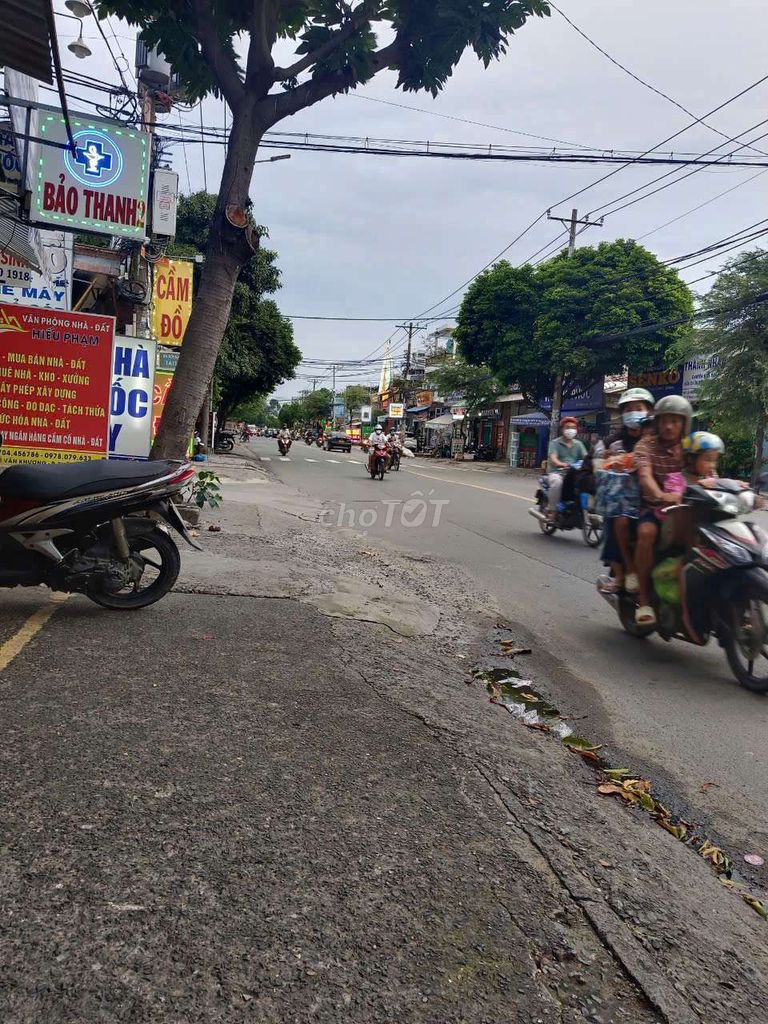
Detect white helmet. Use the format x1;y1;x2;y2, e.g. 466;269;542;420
654;394;693;433
618;387;654;408
374;424;383;432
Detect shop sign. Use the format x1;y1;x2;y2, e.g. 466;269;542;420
109;337;156;460
388;402;405;418
152;370;174;442
540;378;605;414
156;346;181;373
32;112;150;240
681;355;722;401
360;404;372;423
0;122;21;187
479;407;501;419
152;257;193;346
151;168;179;237
451;406;467;420
0;303;113;464
0;230;73;310
416;390;433;407
626;365;682;401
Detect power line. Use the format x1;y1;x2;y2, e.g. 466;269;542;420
549;1;768;158
349;92;601;151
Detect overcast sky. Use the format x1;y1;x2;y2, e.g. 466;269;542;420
54;0;768;397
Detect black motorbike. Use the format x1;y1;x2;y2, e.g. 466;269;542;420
0;433;200;609
214;430;236;453
598;480;768;692
529;463;603;547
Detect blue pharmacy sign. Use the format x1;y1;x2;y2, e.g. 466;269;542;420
109;337;156;460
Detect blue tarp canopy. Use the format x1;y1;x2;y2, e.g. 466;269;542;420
511;412;549;427
406;405;431;413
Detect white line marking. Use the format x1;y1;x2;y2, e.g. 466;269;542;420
403;467;533;502
305;458;318;463
259;456;272;462
279;457;292;462
326;458;340;464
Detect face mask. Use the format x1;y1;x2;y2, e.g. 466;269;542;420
563;428;577;440
622;411;646;428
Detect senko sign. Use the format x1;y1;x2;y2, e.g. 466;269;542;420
109;337;156;460
32;112;150;240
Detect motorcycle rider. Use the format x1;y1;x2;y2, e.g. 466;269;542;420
632;394;692;626
546;416;588;520
388;428;403;466
278;425;292;452
368;425;390;474
599;387;655;593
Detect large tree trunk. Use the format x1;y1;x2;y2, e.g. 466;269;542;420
151;105;265;460
752;413;766;489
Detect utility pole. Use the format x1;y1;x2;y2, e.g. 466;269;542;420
396;321;426;437
544;208;604;442
331;364;336;430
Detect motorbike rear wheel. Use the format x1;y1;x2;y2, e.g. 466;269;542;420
377;460;386;481
724;595;768;693
582;519;603;548
86;527;181;611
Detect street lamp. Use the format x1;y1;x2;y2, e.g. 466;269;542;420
67;24;92;59
65;0;93;16
255;154;291;164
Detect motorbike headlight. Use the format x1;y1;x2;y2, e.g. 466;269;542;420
710;490;741;516
714;533;753;565
739;490;756;514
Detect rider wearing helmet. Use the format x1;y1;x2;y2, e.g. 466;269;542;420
368;424;389;474
599;387;656;595
632;395;692;626
546;416;588;519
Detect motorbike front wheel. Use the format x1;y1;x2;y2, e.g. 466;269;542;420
724;595;768;693
538;500;556;536
86;527;181;611
582;518;603;548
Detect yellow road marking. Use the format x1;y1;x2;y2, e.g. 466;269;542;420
403;467;534;503
0;593;69;674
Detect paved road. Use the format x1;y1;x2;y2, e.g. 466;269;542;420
250;437;768;866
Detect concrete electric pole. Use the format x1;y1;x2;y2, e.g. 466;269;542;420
544;208;604;442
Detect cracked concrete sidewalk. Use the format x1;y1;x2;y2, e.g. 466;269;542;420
1;460;767;1023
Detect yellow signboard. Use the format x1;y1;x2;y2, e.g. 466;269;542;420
152;257;193;347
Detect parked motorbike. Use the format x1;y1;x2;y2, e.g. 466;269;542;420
278;437;292;456
529;464;603;547
0;434;200;609
599;481;768;691
214;430;236;453
369;447;389;481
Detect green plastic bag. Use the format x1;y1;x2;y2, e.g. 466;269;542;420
652;557;683;606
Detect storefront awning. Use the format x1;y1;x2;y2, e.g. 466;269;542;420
511;412;549;428
406;404;431;413
424;414;455;429
0;196;42;271
0;0;55;84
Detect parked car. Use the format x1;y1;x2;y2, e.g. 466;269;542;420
324;430;352;453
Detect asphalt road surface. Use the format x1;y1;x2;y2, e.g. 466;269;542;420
251;437;768;866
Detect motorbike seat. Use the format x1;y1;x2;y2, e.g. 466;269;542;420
0;459;178;501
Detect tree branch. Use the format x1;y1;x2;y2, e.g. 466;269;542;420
268;38;400;124
273;0;381;82
246;0;278;94
191;0;244;111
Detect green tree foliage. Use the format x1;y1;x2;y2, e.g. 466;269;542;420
232;396;278;428
342;384;370;418
672;249;768;484
95;0;550;458
456;239;694;410
301;388;334;425
278;401;304;427
171;192;301;422
426;357;501;418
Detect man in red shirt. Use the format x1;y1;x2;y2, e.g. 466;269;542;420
632;395;693;626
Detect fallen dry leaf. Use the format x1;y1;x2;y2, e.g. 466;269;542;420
599;859;615;869
700;782;720;793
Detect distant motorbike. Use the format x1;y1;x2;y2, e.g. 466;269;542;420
529;463;603;547
0;432;200;609
214;430;236;453
388;447;401;472
369;446;389;481
316;434;325;448
599;481;768;692
278;437;292;456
